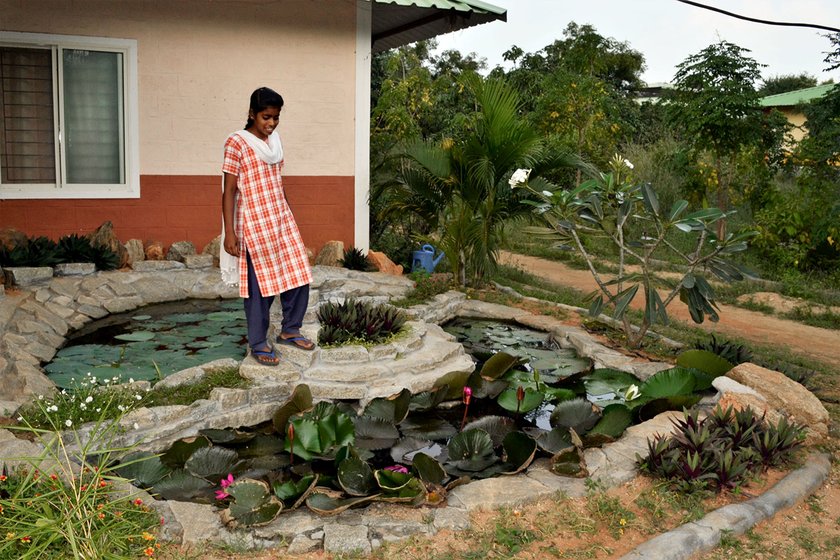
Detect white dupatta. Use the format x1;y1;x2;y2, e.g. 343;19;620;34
219;129;284;286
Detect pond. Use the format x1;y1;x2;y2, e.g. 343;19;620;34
46;299;247;389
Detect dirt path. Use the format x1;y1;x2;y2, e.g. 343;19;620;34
500;251;840;369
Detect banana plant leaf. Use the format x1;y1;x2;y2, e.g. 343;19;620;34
184;446;239;482
497;386;543;413
640;368;696;398
306;490;379;515
151;469;214;502
160;436;211;469
363;388;411;424
588;403;632;438
338;456;376;496
462;416;516;447
114;451;171;488
411;452;447;486
272;474;318;510
549;398;600;434
272;384;313;432
500;431;537;475
676;349;734;377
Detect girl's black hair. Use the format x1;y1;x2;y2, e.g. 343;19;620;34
245;87;284;129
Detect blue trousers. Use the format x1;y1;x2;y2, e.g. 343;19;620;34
244;252;310;349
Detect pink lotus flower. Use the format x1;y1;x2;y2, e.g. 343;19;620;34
384;465;409;474
214;489;229;500
220;473;234;489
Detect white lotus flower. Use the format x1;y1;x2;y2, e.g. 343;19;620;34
624;384;641;401
508;168;532;188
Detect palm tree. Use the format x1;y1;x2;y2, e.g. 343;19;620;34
387;75;580;286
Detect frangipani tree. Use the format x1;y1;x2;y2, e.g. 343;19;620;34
513;156;756;347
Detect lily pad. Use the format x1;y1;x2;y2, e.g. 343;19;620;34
640;368;696;398
500;431;537;474
549;398;600;434
115;452;171;487
273;474;318;509
446;429;497;474
399;416;457;441
676;349;734;377
305;491;378;515
185;446;239;481
497;386;544;413
588;404;632;438
583;369;640;397
338;456;376;496
161;436;211;469
151;469;214;502
412;452;447;485
462;416;515;447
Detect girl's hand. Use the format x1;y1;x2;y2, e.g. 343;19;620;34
224;233;240;257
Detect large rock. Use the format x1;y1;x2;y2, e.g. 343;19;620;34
368;250;404;276
166;241;196;262
144;240;165;261
88;221;129;267
124;239;145;265
726;362;830;442
0;227;27;250
3;266;53;287
202;235;221;267
315;240;344;267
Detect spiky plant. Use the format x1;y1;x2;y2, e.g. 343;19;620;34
90;243;120;270
694;335;753;364
339;247;375;271
316;298;407;346
57;233;95;263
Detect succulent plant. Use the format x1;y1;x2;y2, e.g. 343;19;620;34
317;298;407;346
56;233;95;263
339;247;375;271
693;334;753;365
90;242;120;270
0;235;60;267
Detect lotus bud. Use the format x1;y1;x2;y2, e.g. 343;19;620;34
516;385;525;414
288;423;295;465
384;465;409;474
460;386;473;431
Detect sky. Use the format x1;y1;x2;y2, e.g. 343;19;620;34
434;0;840;86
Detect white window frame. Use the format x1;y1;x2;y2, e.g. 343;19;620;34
0;31;139;199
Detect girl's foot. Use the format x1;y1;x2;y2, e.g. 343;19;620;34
277;333;315;351
251;345;279;366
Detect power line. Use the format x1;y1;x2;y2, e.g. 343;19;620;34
674;0;840;34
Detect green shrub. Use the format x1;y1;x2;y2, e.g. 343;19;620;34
392;271;453;307
317;298;407;346
339;247;375;271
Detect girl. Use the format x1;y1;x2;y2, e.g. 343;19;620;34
221;86;315;366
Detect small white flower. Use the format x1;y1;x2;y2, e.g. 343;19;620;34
135;394;142;401
624;384;641;401
48;405;59;412
85;372;91;376
80;403;87;410
90;376;97;384
112;376;119;382
541;190;552;197
65;419;73;427
38;394;44;400
61;390;67;395
17;416;23;421
96;408;102;413
508;168;532;188
128;378;135;384
623;158;634;170
133;423;140;430
118;405;126;412
85;396;93;403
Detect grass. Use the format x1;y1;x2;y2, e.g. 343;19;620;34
144;366;249;407
782;306;840;330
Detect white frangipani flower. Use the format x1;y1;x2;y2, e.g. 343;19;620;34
508;168;532;188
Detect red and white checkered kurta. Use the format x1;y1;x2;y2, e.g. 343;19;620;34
222;132;312;298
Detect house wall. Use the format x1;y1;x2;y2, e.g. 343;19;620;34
778;108;808;143
0;0;357;253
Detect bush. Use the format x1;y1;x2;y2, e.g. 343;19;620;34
317;298;407;346
339;247;375;272
392;271;453;307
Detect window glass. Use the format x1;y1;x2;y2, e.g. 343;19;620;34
0;46;56;184
62;49;123;184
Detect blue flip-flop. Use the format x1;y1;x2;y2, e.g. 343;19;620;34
251;346;280;366
276;334;316;351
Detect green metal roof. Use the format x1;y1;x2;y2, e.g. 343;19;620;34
760;83;837;107
372;0;506;53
